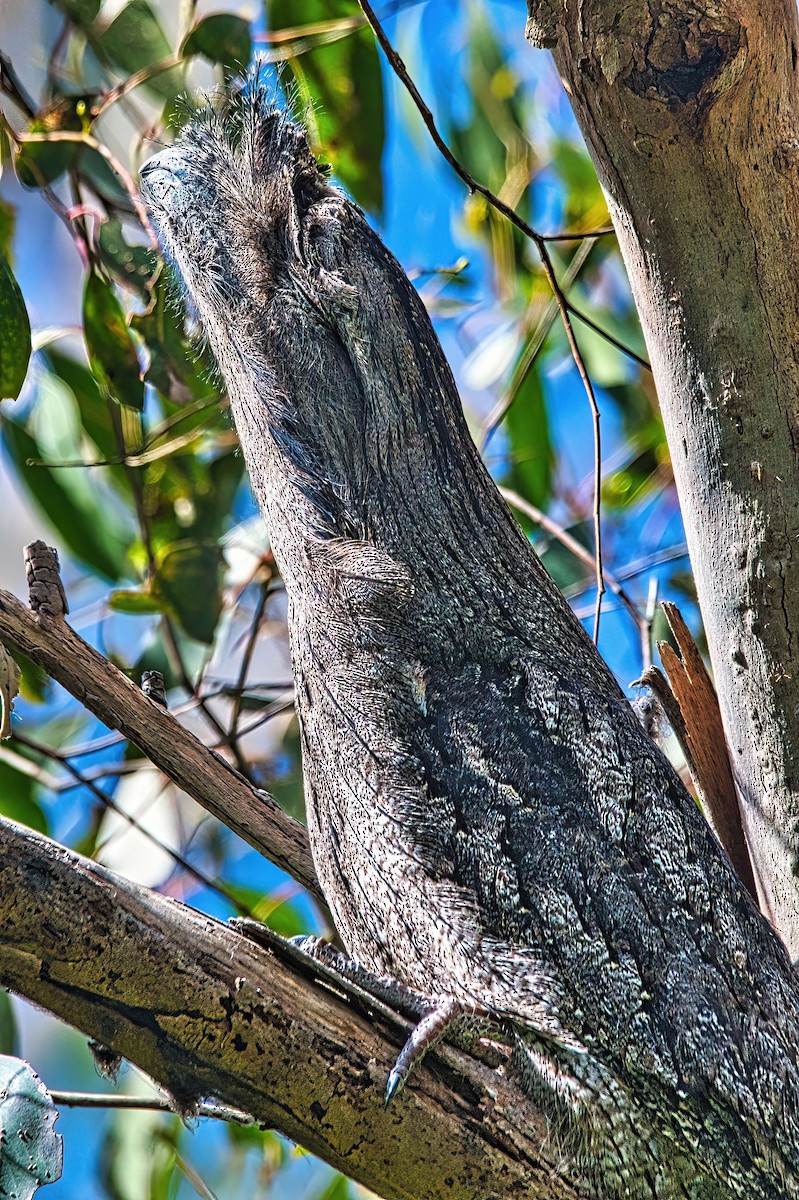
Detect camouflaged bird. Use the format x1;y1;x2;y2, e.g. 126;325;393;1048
142;73;799;1200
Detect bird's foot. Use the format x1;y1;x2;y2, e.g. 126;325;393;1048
234;924;494;1104
288;936;435;1022
287;940;496;1103
384;995;478;1105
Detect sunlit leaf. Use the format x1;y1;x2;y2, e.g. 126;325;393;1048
182;15;252;72
108;588;164;615
551;137;609;230
269;0;384;213
0;1057;63;1198
83;272;144;411
151;540;224;644
0;252;31;400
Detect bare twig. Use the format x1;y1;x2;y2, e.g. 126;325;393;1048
49;1091;254;1124
480;240;595;451
500;487;645;639
12;731;255;918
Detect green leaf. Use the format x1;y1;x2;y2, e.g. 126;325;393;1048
268;0;384;213
108;588;164;615
44;349;119;463
98;217;157;300
14;98;89;190
15;129;78;189
0;199;16;258
101;1108;179;1200
46;0;101;24
0;757;48;835
0;993;18;1057
151;540;224;644
182;15;252;72
2;418;132;581
132;271;217;404
0;252;31;401
503;356;553;511
7;648;51;706
551;136;608;230
96;0;183;100
0;1057;63;1198
83;272;144;411
314;1172;351;1200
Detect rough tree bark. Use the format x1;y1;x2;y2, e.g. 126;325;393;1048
525;0;799;954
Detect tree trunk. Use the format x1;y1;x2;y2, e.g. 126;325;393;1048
525;0;799;955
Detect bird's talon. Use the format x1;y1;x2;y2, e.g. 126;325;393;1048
384;1067;404;1107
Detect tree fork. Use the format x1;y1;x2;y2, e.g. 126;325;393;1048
525;0;799;953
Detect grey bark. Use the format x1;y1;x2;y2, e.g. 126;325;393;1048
141;84;799;1197
525;0;799;955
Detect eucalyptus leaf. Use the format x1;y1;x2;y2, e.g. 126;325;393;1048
2;419;133;582
96;0;183;100
503;356;553;511
151;540;224;644
269;0;384;213
83;272;144;411
0;1057;63;1198
0;252;31;401
182;15;252;72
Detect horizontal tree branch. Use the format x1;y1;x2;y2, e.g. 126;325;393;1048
0;587;321;903
0;816;586;1200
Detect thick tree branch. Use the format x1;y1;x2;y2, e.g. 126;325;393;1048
0;816;586;1200
0;588;320;903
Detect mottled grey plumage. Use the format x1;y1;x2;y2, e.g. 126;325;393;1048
142;75;799;1198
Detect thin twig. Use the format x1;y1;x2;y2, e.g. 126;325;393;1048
355;0;606;639
567;301;651;372
480;239;595;451
48;1091;254;1124
229;578;273;743
500;487;645;640
13;732;257;918
92;53;184;119
541;225;615;242
20;130;158;248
